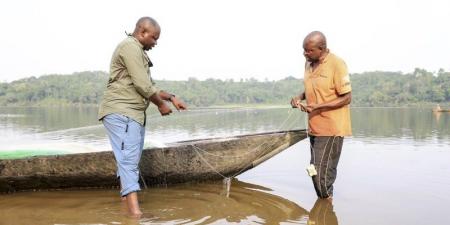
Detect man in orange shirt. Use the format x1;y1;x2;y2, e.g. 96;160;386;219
291;31;352;201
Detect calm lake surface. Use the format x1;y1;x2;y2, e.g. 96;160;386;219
0;106;449;225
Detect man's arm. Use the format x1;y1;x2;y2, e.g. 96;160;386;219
121;43;160;99
158;90;175;101
306;92;351;113
148;93;172;116
158;90;187;111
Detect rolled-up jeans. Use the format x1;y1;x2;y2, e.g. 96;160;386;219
102;113;145;197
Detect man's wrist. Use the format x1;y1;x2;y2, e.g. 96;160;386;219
149;93;165;107
300;93;306;100
169;94;176;102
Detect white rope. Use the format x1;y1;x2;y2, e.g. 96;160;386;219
191;108;304;180
229;141;277;178
192;108;297;160
37;124;103;135
193;147;228;179
192;108;299;158
140;173;148;189
228;108;307;178
146;108;305;195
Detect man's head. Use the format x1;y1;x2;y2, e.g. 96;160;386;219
303;31;328;63
133;17;160;51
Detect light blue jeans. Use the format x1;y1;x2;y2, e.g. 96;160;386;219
102;113;145;197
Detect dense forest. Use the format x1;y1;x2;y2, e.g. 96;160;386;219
0;68;449;107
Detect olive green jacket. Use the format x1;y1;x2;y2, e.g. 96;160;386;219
98;36;159;125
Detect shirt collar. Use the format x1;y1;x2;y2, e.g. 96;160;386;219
320;50;330;64
307;50;331;69
130;36;144;49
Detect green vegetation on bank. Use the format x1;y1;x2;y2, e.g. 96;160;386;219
0;68;449;107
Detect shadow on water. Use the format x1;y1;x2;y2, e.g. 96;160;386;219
0;179;339;225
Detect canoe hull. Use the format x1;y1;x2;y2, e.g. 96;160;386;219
0;129;306;193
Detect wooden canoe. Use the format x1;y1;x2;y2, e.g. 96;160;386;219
0;129;307;193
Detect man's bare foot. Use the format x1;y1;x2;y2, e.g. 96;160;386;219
128;210;143;219
126;192;142;218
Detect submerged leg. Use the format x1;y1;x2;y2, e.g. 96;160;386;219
125;192;142;218
103;114;145;216
310;136;343;198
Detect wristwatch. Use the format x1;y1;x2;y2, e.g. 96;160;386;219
169;94;176;101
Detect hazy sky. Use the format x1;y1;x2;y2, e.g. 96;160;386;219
1;0;449;82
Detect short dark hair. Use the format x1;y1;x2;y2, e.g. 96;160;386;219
305;31;327;50
136;17;159;28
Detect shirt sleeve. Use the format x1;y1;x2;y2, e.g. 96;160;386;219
120;43;159;99
333;59;351;95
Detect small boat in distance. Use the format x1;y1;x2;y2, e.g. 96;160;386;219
432;104;450;112
0;129;307;193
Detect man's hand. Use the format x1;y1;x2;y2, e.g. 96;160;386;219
157;103;172;116
291;96;308;112
170;96;187;111
306;103;318;113
298;102;308;112
303;92;351;113
290;96;301;108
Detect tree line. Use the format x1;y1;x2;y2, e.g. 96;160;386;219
0;68;448;107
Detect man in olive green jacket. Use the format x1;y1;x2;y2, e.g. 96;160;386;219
98;16;187;217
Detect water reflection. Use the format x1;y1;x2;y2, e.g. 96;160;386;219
0;179;310;225
142;180;309;224
0;107;305;154
308;199;338;225
432;110;448;122
1;107;448;156
3;107;448;224
0;106;100;132
351;108;449;143
2;107;448;142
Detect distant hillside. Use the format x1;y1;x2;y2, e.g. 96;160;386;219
0;68;449;107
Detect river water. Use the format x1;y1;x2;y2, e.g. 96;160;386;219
0;107;449;225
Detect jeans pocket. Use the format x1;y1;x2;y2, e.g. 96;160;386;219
121;119;143;164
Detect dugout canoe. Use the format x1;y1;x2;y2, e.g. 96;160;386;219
0;129;307;193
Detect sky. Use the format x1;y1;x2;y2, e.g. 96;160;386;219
0;0;449;82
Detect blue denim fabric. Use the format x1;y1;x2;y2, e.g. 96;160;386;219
102;113;145;197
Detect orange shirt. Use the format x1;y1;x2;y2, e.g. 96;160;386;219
304;52;352;136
